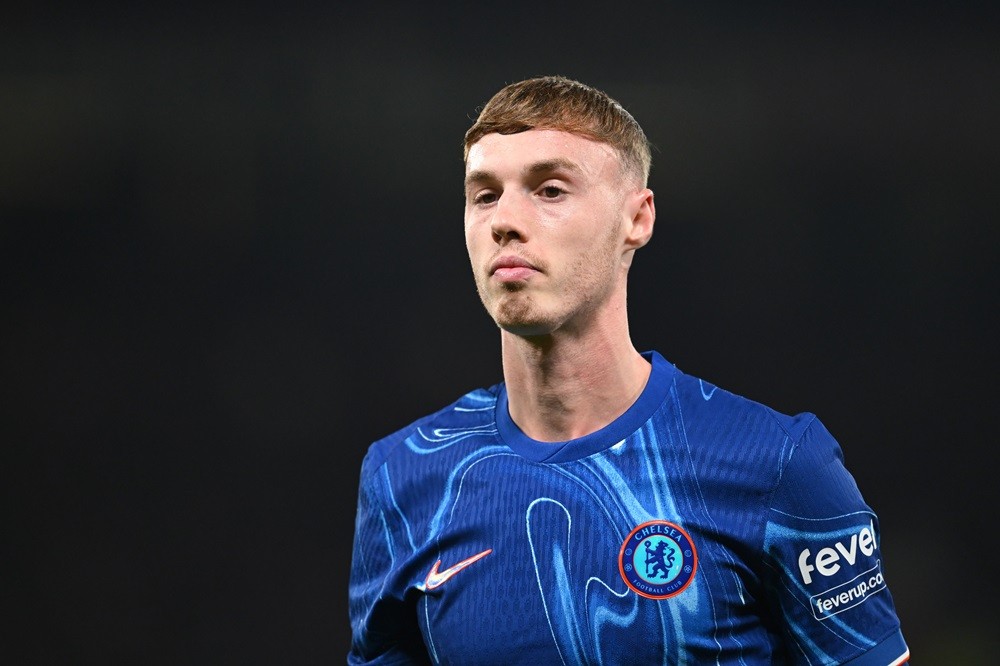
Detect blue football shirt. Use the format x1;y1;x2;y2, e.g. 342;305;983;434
348;351;908;664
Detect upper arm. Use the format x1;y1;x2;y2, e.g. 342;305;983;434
759;418;909;664
347;458;429;664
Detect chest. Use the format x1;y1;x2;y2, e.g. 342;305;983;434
399;452;774;664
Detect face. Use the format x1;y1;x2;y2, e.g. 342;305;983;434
464;129;648;337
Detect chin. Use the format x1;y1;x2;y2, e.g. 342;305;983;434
497;320;557;337
486;297;550;336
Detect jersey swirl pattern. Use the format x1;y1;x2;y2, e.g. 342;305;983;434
348;352;908;665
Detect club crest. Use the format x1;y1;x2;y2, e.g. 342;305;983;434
618;520;698;599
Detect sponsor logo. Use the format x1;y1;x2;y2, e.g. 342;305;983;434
797;520;877;585
618;520;698;599
811;560;887;620
423;549;493;590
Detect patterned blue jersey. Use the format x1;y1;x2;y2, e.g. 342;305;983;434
348;352;908;665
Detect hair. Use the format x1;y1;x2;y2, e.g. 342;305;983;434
463;76;652;185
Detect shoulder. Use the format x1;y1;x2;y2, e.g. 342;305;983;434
669;365;859;513
359;385;502;481
668;363;819;447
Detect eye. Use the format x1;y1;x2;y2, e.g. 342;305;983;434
539;185;564;199
472;190;499;206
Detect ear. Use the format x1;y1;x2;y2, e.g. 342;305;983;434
623;187;655;251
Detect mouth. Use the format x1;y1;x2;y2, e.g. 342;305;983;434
489;255;539;282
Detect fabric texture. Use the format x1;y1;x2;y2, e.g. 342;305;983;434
348;351;907;665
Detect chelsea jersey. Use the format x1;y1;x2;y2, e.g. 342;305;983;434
348;351;908;665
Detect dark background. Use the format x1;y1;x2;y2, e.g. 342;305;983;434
3;3;997;664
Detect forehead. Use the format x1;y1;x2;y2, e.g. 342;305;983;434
465;129;622;180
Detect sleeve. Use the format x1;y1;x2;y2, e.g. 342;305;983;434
760;417;909;665
347;452;430;665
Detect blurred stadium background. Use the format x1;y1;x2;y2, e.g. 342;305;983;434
3;4;997;663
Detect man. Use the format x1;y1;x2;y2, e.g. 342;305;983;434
348;76;909;665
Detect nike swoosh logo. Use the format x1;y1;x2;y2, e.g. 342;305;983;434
424;549;493;590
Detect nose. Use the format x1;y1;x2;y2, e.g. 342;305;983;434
490;192;529;244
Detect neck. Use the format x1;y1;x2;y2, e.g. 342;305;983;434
499;314;651;443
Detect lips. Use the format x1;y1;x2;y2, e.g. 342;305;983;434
489;255;539;282
490;255;536;274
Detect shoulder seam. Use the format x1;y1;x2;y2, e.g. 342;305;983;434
765;406;818;442
361;386;501;476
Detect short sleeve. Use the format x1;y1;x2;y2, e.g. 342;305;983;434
761;417;909;665
347;454;430;665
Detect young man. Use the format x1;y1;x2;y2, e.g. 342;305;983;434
348;76;909;665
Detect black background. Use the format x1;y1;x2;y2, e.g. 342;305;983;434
4;3;998;663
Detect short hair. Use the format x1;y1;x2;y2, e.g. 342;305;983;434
463;76;652;185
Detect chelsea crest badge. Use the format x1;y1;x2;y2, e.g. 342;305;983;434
618;520;698;599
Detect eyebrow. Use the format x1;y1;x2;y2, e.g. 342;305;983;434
524;158;583;177
464;157;584;191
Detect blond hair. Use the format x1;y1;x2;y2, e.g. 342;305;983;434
463;76;651;184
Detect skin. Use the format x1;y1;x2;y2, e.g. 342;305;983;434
464;129;656;442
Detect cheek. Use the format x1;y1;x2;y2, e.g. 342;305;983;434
557;221;613;256
464;225;481;252
463;217;477;250
465;225;491;265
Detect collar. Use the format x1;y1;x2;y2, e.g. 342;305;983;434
495;350;675;463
